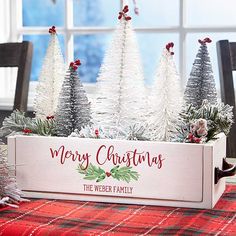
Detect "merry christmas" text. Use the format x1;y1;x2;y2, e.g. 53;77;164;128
49;144;165;170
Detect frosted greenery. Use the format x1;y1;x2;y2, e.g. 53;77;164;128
0;110;56;137
0;146;25;208
56;68;92;137
176;100;234;142
92;11;147;132
34;32;65;119
149;45;183;141
184;41;217;108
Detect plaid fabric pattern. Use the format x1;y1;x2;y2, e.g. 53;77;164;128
0;185;235;236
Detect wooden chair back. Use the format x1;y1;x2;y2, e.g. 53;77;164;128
0;41;33;111
217;40;236;158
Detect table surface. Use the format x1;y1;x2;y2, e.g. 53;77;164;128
0;185;236;236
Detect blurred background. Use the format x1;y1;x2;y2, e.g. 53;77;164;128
0;0;236;109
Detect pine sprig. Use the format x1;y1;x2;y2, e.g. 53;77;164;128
125;124;150;141
77;164;139;183
34;118;56;136
110;166;139;183
77;163;106;182
0;110;56;137
0;110;36;137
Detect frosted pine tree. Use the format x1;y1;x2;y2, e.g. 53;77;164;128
149;43;183;141
92;5;147;132
56;60;92;137
184;37;217;108
34;26;65;119
0;145;24;208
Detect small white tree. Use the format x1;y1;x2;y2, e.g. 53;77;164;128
34;26;65;119
92;5;147;132
149;43;183;141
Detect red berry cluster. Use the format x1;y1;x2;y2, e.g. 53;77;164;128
46;115;54;120
187;133;202;143
118;5;132;21
166;42;174;55
69;59;82;71
198;37;212;45
49;26;56;34
23;128;32;134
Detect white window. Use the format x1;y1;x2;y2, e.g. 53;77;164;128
1;0;236;110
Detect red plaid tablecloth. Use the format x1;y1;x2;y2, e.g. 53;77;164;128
0;185;236;236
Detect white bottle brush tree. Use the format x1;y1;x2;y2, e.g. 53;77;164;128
149;42;183;141
34;26;65;119
92;5;147;133
56;60;92;137
184;37;218;108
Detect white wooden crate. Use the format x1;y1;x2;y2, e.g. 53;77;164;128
7;133;228;209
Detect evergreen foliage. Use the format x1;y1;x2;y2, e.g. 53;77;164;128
176;100;234;142
0;110;56;137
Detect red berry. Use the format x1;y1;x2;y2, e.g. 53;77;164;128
74;59;81;66
204;37;212;43
46;115;54;120
70;62;74;67
118;15;122;20
170;42;174;47
188;133;193;139
124;5;129;9
106;172;111;177
23;128;32;134
95;129;99;136
171;52;174;55
198;39;204;45
49;26;56;34
125;16;131;21
123;8;129;13
72;65;78;71
194;137;201;143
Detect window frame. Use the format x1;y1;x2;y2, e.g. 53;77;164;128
1;0;236;110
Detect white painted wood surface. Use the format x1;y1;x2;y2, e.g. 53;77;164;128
7;133;227;209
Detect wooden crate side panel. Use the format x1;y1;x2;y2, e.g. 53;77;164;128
14;136;204;203
212;134;226;207
202;145;213;208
